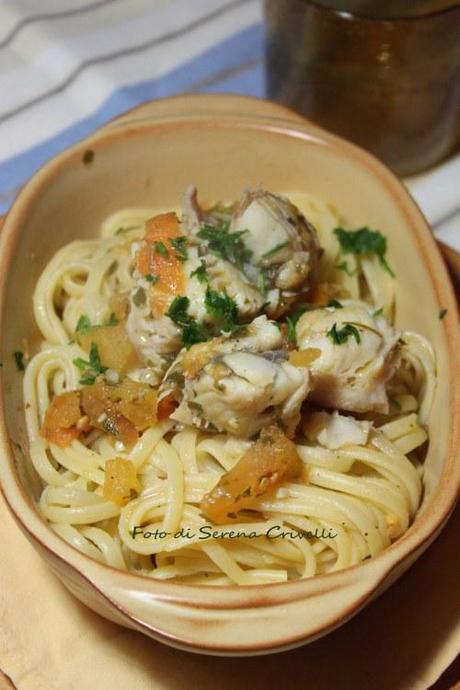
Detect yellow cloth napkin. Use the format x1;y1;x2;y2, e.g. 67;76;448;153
0;486;458;690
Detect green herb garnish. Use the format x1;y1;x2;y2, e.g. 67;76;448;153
334;226;395;277
167;289;242;347
257;270;267;295
286;305;310;343
75;313;118;333
335;260;358;277
76;315;92;332
439;308;448;320
326;299;343;309
169;236;188;262
153;241;169;257
262;241;289;258
190;262;208;283
372;307;384;318
13;351;25;371
327;322;361;345
104;312;118;326
166;296;210;349
204;288;240;333
145;273;158;284
79;375;98;386
197;222;252;269
73;342;108;385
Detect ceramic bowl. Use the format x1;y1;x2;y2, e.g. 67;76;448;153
0;94;459;655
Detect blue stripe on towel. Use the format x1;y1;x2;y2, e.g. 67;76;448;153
0;22;265;214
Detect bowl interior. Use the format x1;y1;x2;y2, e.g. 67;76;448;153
0;113;456;538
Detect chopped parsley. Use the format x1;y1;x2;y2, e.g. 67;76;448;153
76;315;92;332
439;308;448;320
76;313;118;333
73;342;108;385
335;260;358;277
104;312;118;326
334;226;395;277
197;222;252;269
262;240;289;258
327;322;361;345
169;236;188;262
257;270;267;294
204;287;239;333
153;241;169;257
190;261;208;283
145;273;158;284
13;351;25;371
167;289;241;348
286;305;310;343
326;299;343;309
166;296;210;349
373;307;384;318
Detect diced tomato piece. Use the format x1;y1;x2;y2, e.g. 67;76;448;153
201;426;303;525
103;458;140;505
135;212;185;318
77;323;138;376
44;425;80;448
42;391;82;447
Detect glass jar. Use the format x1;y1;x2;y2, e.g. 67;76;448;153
265;0;460;176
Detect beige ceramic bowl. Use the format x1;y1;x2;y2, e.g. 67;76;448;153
0;95;459;655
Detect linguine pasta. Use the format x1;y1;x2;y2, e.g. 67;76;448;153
22;191;436;586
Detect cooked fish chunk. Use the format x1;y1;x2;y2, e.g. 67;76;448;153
182;186;265;319
181;184;233;235
230;188;321;312
205;253;265;319
127;209;264;376
294;302;400;414
183;186;322;318
303;410;372;449
162;316;310;438
127;187;323;380
126;302;181;383
161;315;283;388
171;350;310;438
126;212;187;377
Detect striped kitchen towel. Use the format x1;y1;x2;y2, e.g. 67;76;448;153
0;0;264;214
0;0;458;249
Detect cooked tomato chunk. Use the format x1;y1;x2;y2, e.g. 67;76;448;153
42;391;82;447
200;426;303;524
103;458;140;505
80;379;157;445
135;212;185;317
77;323;138;375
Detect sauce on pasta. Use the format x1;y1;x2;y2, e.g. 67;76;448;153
22;188;436;585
